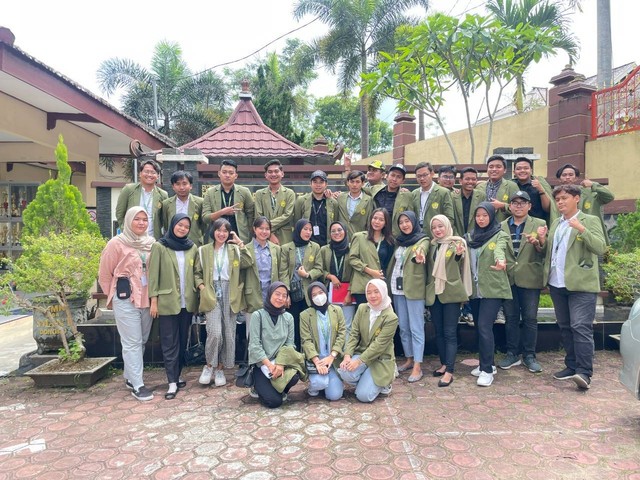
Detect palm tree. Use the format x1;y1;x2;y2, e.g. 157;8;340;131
293;0;429;159
487;0;579;112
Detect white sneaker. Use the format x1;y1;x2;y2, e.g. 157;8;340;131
307;388;320;397
477;371;494;387
394;365;400;378
199;365;213;385
471;365;497;377
214;369;227;387
249;387;259;398
380;384;392;395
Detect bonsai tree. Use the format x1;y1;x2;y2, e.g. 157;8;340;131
1;135;105;360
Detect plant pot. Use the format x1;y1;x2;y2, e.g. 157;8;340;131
32;295;88;354
25;356;116;388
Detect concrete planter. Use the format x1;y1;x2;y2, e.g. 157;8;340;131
32;296;88;354
25;357;115;388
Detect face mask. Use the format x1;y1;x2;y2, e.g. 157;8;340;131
312;293;327;307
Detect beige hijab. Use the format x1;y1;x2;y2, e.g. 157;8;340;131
430;215;472;297
117;206;155;253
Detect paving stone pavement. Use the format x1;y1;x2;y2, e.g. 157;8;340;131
0;350;639;480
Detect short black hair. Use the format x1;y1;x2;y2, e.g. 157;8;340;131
415;162;434;173
139;159;160;174
209;218;232;240
221;159;238;171
513;157;533;168
438;165;456;176
460;167;478;178
347;170;365;182
264;159;282;172
170;170;193;185
552;184;581;198
487;155;506;168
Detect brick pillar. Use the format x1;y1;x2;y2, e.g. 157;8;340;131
312;137;329;153
96;187;112;237
161;161;179;195
392;112;416;165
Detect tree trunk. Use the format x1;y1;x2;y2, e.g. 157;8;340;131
597;0;612;88
515;75;525;114
360;94;369;159
418;110;425;140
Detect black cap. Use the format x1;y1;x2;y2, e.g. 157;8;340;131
510;190;531;202
310;170;328;181
388;163;407;177
555;163;580;179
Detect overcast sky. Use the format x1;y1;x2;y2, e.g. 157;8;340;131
2;0;636;134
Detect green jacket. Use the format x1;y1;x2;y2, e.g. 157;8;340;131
425;242;471;306
147;242;198;315
272;345;308;392
476;179;519;222
543;211;606;293
348;231;391;295
345;304;398;387
116;183;168;239
388;238;429;300
194;243;252;314
319;244;353;285
370;185;415;238
580;182;614;245
202;184;255;244
336;192;374;239
279;241;323;306
300;305;346;368
469;230;512;300
411;184;455;237
452;189;486;236
160;194;204;246
254;186;296;245
501;215;547;289
293;193;339;245
248;309;295;365
242;240;285;314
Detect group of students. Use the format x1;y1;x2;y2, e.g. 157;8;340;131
98;154;610;405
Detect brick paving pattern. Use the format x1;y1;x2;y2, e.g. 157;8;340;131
0;351;639;479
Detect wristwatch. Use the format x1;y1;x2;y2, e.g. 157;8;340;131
330;351;338;358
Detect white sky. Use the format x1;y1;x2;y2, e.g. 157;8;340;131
2;0;636;134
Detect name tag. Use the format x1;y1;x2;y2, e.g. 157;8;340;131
313;225;320;236
141;274;147;287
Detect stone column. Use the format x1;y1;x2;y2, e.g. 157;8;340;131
392;112;416;165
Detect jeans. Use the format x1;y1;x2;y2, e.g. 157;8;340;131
431;297;459;373
549;286;596;377
339;355;383;403
308;367;344;401
469;298;502;374
158;309;191;384
503;286;540;357
394;295;426;363
113;297;153;389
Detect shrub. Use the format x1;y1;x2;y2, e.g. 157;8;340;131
602;249;640;304
609;200;640;254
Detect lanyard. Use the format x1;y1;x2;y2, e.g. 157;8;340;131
553;221;571;255
312;199;324;225
332;251;344;277
318;314;331;346
221;188;233;208
214;245;226;280
270;190;278;212
420;191;430;222
296;246;304;266
139;252;147;273
397;246;409;271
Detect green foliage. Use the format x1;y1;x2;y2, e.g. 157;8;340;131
59;338;84;363
538;293;553;308
603;249;640;304
609;200;640;253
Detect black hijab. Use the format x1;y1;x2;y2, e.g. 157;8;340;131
158;213;194;251
307;281;328;314
264;281;288;317
329;221;349;256
467;202;502;249
293;218;312;247
395;211;427;247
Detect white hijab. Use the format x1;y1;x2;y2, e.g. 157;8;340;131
366;278;392;330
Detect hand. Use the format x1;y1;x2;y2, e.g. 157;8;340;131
537;225;548;240
581;179;593;188
229;231;243;246
316;363;329;375
297;265;309;278
490;259;507;271
269;233;280;245
568;217;585;233
328;274;341;288
399;187;410;193
339;355;351;370
345;357;362;372
455;241;466;256
319;355;334;368
452;187;460;194
367;267;384;280
524;233;541;248
343;293;352;305
531;178;544;193
219;204;238;216
272;364;284;379
490;199;505;211
150;298;158;318
414;247;426;264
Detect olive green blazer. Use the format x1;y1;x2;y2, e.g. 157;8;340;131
254;186;296;245
293;194;339;245
300;305;346;368
370;185;415;238
501;215;547;289
411;184;455;237
147;242;198;315
453;189;486;236
194;243;252;314
279;241;323;306
475;179;519;222
160;194;204;246
580;182;614;245
469;230;512;300
116;183;168;239
242;240;286;313
319;244;353;285
336;192;374;239
202;184;255;244
388;238;429;300
543;211;606;293
348;231;391;295
425;242;471;306
345;304;398;387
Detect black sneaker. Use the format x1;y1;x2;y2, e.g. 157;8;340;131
131;386;154;401
125;379;134;390
572;373;591;390
553;368;575;380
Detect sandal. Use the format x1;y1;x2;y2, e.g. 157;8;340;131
438;375;454;387
177;380;187;389
164;390;177;400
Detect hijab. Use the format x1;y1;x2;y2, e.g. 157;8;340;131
329;221;349;256
293;218;312;247
366;278;392;321
395;211;427;247
467;202;502;249
159;213;194;251
264;281;288;317
429;215;472;297
117;206;155;253
307;281;328;314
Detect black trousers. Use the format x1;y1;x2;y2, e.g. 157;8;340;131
254;369;300;409
288;299;307;350
158;308;191;384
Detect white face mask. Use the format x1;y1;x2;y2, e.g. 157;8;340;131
312;293;327;307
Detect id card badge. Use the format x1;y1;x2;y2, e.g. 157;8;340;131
313;225;320;236
141;274;148;287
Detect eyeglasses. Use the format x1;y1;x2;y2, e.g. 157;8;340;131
510;201;529;207
416;173;431;179
272;291;288;299
440;175;455;180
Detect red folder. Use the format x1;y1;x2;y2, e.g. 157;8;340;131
329;282;350;304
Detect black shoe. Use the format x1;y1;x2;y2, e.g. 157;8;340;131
125;379;134;390
131;386;154;401
177;380;187;389
432;369;445;377
438;376;454;387
572;373;591;390
164;390;177;400
553;368;575;380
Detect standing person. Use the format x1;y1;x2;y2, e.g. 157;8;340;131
196;219;251;387
426;215;472;387
148;213;198;400
512;157;552;224
453;167;486;237
339;279;398;403
411;162;454;236
336;170;373;239
364;160;386;188
348;208;395;307
300;282;346;401
389;211;429;383
279;218;323;348
294;170;338;246
545;184;606;390
498;191;548;374
476;155;518;223
248;282;305;409
116;159;167;239
98;206;156;401
319;221;355;334
254;160;296;245
161;171;204;246
370;164;414;238
437;165;458;192
466;202;512;387
202;159;255;244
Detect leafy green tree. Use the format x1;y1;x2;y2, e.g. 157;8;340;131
293;0;429;159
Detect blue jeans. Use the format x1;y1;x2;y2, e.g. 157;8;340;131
549;286;596;377
470;298;502;373
339;355;383;403
503;286;540;357
308;367;344;401
431;297;459;373
341;304;355;342
394;295;426;363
